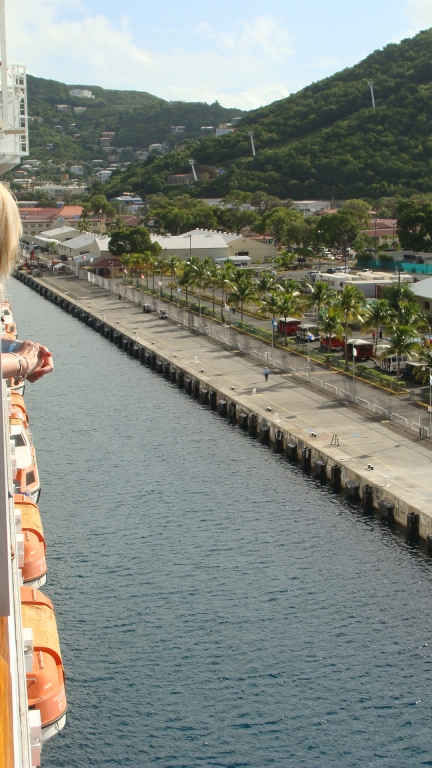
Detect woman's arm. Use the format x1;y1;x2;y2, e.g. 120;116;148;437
2;340;53;382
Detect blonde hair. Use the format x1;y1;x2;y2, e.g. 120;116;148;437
0;183;21;284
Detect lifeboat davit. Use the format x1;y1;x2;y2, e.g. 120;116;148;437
9;419;41;501
15;494;47;587
20;587;67;741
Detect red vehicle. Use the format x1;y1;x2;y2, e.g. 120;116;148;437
345;339;374;361
277;317;302;336
320;335;345;352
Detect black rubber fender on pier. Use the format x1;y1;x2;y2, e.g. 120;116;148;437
406;511;419;541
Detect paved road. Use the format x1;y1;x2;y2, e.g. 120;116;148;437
33;272;432;517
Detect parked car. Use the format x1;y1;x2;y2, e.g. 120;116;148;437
142;304;152;313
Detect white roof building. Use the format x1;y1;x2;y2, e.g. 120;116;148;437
411;276;432;320
186;229;277;263
57;234;111;260
152;231;229;261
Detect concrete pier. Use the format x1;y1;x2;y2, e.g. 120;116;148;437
15;270;432;542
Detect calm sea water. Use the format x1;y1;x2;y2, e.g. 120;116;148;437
8;279;432;768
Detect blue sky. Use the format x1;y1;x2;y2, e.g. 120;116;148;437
7;0;432;109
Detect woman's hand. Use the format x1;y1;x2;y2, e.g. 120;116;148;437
16;341;54;382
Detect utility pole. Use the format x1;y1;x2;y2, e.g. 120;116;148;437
368;80;376;110
248;131;256;157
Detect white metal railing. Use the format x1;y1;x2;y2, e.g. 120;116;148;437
87;272;431;438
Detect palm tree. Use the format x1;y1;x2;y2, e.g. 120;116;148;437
177;264;195;306
414;345;432;385
227;272;256;321
337;284;367;370
273;290;305;346
188;258;212;316
259;289;284;350
320;306;344;353
166;255;181;300
255;272;280;301
307;280;337;318
216;263;235;322
396;300;428;330
380;321;420;380
78;215;91;233
207;262;220;314
362;299;391;346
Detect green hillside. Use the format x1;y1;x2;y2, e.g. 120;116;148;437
26;75;245;164
105;28;432;201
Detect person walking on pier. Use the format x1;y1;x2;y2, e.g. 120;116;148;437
264;366;269;382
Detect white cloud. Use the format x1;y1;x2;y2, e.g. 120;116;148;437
404;0;432;30
5;0;295;109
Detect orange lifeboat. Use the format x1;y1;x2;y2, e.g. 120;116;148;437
15;495;47;588
9;419;41;501
20;587;67;741
10;393;29;429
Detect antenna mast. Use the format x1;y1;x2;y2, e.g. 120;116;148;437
368;80;376;110
189;159;197;182
248;131;256;157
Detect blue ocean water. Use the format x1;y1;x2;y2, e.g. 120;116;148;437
9;279;432;768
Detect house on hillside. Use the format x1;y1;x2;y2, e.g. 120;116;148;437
70;89;94;98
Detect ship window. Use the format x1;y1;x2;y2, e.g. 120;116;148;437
11;433;26;447
26;471;35;486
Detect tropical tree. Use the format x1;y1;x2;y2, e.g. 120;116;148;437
380;282;416;311
275;250;296;270
166;255;181;300
320;306;344;351
306;280;337;318
336;284;367;369
255;271;280;300
274;290;305;346
396;300;427;329
362;299;391;344
109;226;162;261
258;290;284;349
206;262;220;314
188;257;212;316
227;272;256;321
78;215;91;233
414;345;432;385
177;264;195;306
216;262;235;322
265;208;305;247
379;322;420;380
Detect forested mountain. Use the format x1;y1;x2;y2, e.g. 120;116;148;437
26;75;245;164
105;28;432;201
